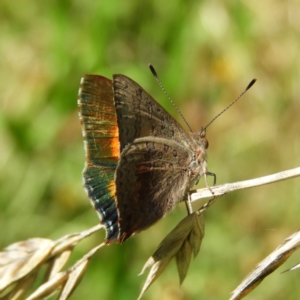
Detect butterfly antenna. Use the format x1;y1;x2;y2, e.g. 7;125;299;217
148;64;193;132
202;78;257;132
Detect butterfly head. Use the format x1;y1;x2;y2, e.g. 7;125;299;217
198;127;209;150
188;127;209;186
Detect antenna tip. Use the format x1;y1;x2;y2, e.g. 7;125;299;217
148;64;157;77
246;78;257;91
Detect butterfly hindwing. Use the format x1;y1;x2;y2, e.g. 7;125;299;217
116;137;194;243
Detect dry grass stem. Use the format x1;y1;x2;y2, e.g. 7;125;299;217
230;230;300;300
191;167;300;202
0;224;104;299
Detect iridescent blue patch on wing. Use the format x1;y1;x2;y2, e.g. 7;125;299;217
78;75;120;243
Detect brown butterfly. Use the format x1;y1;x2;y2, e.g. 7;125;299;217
78;71;253;244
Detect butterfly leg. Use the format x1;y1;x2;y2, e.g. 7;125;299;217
204;171;216;196
206;171;216;186
185;193;193;215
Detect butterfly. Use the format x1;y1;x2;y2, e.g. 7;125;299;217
78;73;211;244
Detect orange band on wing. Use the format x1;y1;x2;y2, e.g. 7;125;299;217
108;179;116;198
110;127;120;158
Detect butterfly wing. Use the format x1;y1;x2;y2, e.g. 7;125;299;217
78;75;120;243
113;75;204;243
78;74;207;244
113;74;197;150
116;137;195;243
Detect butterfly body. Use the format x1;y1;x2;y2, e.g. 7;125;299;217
78;74;208;243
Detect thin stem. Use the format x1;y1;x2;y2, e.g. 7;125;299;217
190;167;300;203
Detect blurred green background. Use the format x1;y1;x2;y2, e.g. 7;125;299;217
1;1;299;299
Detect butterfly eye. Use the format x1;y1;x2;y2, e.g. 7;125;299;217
203;138;209;149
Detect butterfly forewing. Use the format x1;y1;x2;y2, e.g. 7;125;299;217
78;75;120;242
113;75;197;150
